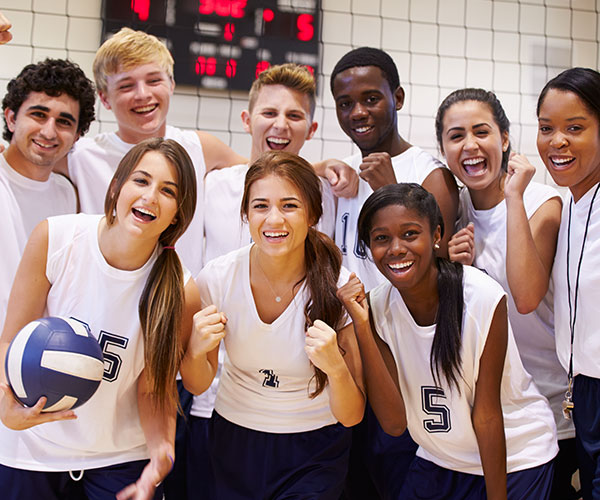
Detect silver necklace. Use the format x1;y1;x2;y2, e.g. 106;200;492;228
255;253;285;303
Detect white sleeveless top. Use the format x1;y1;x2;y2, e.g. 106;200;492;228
195;244;351;433
369;265;558;474
456;183;573;439
553;183;600;379
68;126;207;277
0;213;190;471
335;146;443;291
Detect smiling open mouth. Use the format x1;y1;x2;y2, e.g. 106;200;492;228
266;137;290;150
132;104;158;114
132;207;156;221
550;156;575;169
462;157;487;176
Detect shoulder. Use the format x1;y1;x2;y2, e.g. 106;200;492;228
462;265;506;313
523;181;563;217
196;245;249;283
205;163;248;189
166;126;202;146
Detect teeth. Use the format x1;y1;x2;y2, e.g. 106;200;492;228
135;207;156;217
551;157;574;165
264;231;287;237
389;261;413;270
33;139;55;149
355;126;372;133
267;137;290;145
463;158;484;166
133;104;157;113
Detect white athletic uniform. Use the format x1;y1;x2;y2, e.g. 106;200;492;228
67;126;206;277
553;183;600;379
456;183;574;439
0;173;27;332
204;163;336;264
335;147;443;291
0;155;76;332
195;245;351;433
369;265;558;474
0;213;191;471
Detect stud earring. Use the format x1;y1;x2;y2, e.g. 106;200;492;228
434;242;440;250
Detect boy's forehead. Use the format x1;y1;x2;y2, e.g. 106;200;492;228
253;84;312;114
107;62;170;83
333;65;389;94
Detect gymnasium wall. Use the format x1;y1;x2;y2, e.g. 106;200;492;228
0;0;598;185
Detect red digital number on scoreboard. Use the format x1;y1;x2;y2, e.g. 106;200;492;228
199;0;247;18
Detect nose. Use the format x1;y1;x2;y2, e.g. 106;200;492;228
388;236;405;256
142;183;159;205
549;132;568;149
350;102;368;121
266;206;284;224
134;81;151;100
39;118;57;139
463;133;479;152
273;113;288;131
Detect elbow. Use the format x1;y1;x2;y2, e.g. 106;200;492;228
513;296;541;315
380;420;407;437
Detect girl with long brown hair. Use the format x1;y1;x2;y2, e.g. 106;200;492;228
0;138;201;500
182;151;365;499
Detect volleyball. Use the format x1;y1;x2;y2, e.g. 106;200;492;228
5;317;105;412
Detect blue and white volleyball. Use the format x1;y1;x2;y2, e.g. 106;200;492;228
5;317;104;412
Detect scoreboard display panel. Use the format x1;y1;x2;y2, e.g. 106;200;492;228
102;0;321;91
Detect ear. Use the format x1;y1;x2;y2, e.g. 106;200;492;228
394;86;405;111
433;225;442;249
168;76;175;94
98;90;112;111
501;131;510;153
4;107;16;134
241;109;251;134
305;121;318;141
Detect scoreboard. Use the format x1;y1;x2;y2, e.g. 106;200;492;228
102;0;321;91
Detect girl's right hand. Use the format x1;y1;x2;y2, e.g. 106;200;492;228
504;152;536;201
189;305;227;356
448;223;475;266
337;274;369;325
0;383;76;430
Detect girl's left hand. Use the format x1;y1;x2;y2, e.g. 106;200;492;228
305;320;344;376
504;152;536;200
116;452;173;500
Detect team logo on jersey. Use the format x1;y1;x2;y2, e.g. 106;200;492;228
259;369;280;388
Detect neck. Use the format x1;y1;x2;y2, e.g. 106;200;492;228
3;147;53;181
362;133;411;159
397;264;439;326
98;218;158;270
116;123;168;145
469;172;506;210
253;244;306;286
571;169;600;203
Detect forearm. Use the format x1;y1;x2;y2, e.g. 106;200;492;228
505;197;549;312
179;350;218;395
353;319;406;435
326;363;365;427
312;158;333;178
472;408;507;500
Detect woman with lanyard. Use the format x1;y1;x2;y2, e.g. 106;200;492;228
0;138;200;500
536;67;600;499
182;151;365;499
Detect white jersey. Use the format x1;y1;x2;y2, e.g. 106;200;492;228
335;147;443;291
68;126;207;276
0;155;76;332
0;213;190;471
369;266;558;475
0;174;27;332
204;163;336;264
553;183;600;379
195;245;351;433
456;183;573;439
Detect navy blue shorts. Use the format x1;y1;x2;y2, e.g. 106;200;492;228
550;438;579;500
163;380;194;500
573;374;600;500
0;460;163;500
399;456;554;500
342;402;418;500
209;411;351;500
186;415;214;500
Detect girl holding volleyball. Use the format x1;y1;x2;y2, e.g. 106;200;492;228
435;88;575;498
0;138;200;500
536;67;600;499
181;151;365;500
338;183;557;499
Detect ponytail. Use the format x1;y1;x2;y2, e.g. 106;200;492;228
431;258;464;392
304;227;344;398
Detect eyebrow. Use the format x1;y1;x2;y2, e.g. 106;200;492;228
538;116;588;122
27;105;77;124
133;170;178;188
446;122;491;134
251;196;302;202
